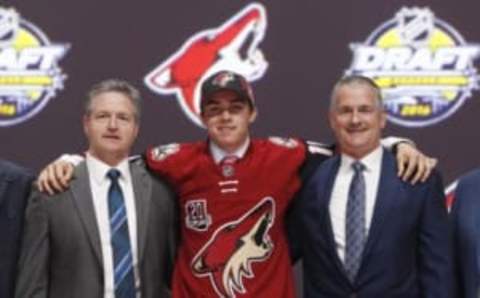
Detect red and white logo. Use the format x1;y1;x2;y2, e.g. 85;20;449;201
144;3;268;127
191;197;275;297
445;180;457;212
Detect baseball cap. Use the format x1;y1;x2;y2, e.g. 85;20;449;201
200;70;255;111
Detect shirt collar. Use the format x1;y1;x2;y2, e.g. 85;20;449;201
209;137;250;164
85;153;131;185
340;145;383;173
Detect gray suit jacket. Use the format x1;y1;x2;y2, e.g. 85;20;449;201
15;160;176;298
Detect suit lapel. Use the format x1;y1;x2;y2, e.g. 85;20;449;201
473;195;480;282
70;162;103;267
318;156;352;283
0;171;9;207
0;165;18;207
359;151;400;273
131;162;152;264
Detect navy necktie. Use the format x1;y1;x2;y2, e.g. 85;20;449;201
344;161;366;282
107;169;135;298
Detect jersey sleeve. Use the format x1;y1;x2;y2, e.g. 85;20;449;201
299;140;334;182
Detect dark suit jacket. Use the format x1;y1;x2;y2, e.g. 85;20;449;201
15;160;176;298
290;150;453;298
451;168;480;298
0;160;33;298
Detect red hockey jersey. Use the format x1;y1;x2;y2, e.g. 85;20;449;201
146;137;309;298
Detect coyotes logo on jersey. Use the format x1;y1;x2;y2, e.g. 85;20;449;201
144;3;268;127
191;197;275;297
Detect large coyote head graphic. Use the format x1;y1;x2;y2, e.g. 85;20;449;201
144;3;268;127
191;197;275;298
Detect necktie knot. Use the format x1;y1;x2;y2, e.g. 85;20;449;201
352;161;365;173
107;169;121;181
221;155;238;166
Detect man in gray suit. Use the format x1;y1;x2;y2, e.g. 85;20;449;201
15;79;176;298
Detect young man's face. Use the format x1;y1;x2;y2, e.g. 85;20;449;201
201;90;257;153
329;83;386;159
83;91;139;165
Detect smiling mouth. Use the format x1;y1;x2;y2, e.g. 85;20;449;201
346;127;366;133
218;126;236;132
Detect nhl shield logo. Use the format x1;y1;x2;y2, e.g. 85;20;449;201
397;7;434;46
0;8;18;47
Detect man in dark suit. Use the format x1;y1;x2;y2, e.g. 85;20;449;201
451;169;480;298
0;160;33;298
15;79;176;298
290;75;453;298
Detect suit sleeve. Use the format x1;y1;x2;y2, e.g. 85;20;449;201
2;168;34;298
449;184;466;297
164;185;178;290
418;172;455;298
286;141;331;262
286;183;305;263
15;189;50;298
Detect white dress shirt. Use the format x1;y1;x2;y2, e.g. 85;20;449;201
329;146;384;262
209;137;250;164
86;153;140;298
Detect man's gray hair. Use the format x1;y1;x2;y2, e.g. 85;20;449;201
85;79;142;122
330;75;383;110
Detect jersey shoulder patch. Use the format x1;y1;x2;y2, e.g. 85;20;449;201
268;136;299;148
150;143;181;161
306;140;333;156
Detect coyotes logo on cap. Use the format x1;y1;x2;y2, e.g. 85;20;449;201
144;3;268;127
346;7;480;127
191;197;275;297
212;72;236;87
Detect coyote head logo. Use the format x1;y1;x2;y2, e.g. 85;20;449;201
191;197;275;297
144;3;268;126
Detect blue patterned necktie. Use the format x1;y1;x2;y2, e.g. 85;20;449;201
344;161;366;283
107;169;135;298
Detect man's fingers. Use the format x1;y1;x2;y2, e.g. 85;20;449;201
396;143;438;184
37;161;75;195
37;170;53;195
410;156;426;185
430;158;438;169
47;165;64;192
43;180;54;196
420;158;437;182
54;162;72;188
36;170;48;193
37;172;45;193
54;164;66;187
401;154;417;182
60;164;74;186
397;154;406;177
